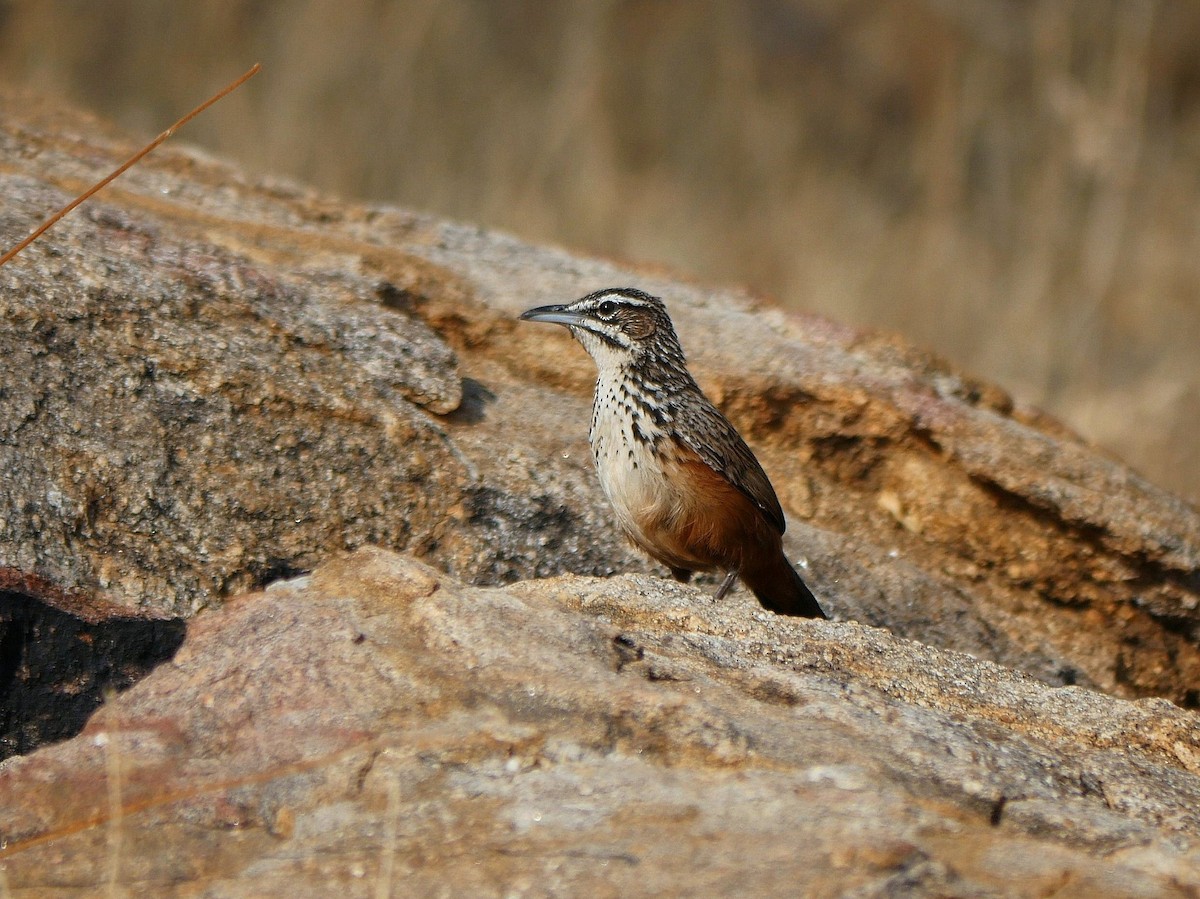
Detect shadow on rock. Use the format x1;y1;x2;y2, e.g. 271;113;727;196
0;591;187;760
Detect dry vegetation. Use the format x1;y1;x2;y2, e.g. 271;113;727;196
1;0;1197;501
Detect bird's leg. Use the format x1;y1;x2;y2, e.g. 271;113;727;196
714;569;739;600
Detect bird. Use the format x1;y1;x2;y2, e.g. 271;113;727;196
519;287;826;619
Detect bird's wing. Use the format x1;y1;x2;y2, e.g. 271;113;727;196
674;397;787;535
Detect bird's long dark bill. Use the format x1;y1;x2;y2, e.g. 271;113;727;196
519;304;587;327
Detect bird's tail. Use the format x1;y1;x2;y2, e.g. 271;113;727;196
741;550;827;619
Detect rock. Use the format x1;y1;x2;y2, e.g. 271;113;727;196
2;89;1200;893
2;548;1199;896
2;89;1199;704
0;585;185;759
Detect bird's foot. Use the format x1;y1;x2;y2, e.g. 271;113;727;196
713;569;739;601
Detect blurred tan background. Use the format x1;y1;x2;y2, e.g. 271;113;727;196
1;0;1197;503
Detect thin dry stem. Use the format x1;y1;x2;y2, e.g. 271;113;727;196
375;769;403;899
0;63;260;269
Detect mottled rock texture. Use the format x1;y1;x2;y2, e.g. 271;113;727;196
4;550;1200;897
3;90;1199;701
1;91;1199;895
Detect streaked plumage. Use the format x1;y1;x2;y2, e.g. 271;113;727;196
520;287;826;618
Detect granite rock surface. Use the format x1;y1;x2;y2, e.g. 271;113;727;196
3;549;1200;896
1;91;1199;894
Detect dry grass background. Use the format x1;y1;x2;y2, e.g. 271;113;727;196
0;0;1197;502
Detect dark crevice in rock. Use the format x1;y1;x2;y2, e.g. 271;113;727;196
974;473;1200;613
244;558;311;591
0;590;187;761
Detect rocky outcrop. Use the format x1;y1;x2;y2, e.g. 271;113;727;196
3;89;1199;702
2;549;1199;895
2;549;1200;892
1;92;1199;893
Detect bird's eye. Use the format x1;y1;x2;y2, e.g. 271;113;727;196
597;300;618;318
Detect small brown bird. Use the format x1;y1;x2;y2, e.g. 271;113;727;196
520;287;826;618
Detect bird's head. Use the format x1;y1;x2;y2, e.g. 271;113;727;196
519;287;684;373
